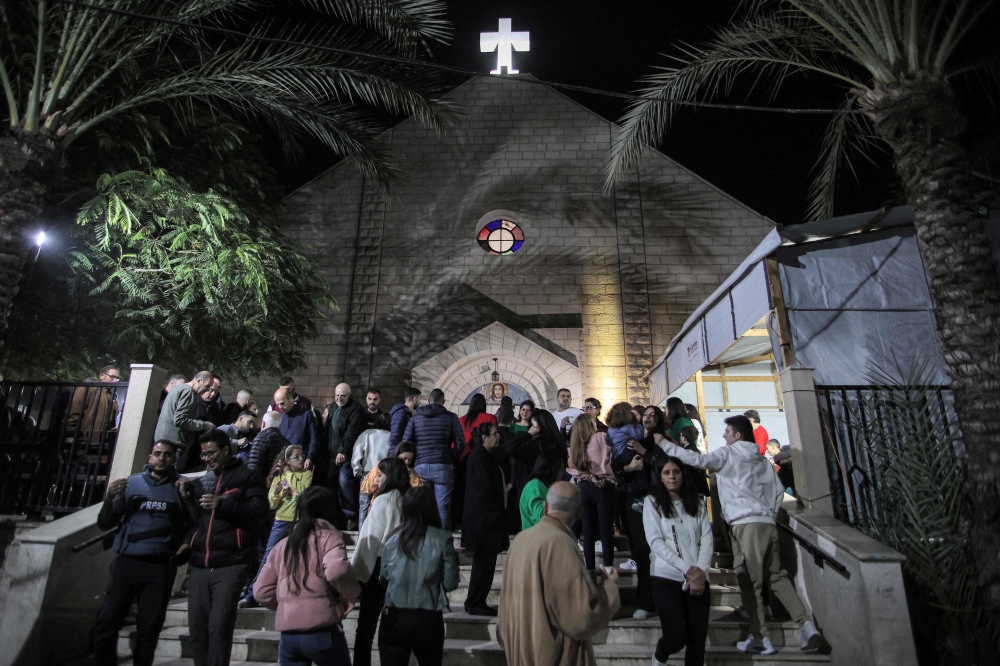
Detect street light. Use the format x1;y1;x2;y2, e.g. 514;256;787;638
34;231;46;260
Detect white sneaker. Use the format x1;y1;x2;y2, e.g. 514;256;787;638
652;654;667;666
619;559;637;572
632;608;654;620
800;620;832;653
595;542;603;553
736;634;776;654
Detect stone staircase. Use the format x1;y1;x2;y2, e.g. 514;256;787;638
122;532;832;666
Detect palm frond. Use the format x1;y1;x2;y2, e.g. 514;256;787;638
606;12;864;189
805;93;884;221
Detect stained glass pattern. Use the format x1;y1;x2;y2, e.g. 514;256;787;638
477;219;524;255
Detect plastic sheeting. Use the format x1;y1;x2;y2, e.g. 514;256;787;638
666;322;708;397
777;225;948;385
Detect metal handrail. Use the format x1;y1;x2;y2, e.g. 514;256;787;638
777;522;850;579
71;528;118;554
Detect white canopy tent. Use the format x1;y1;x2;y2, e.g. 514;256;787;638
648;206;953;405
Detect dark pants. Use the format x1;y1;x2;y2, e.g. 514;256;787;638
650;576;711;666
246;518;293;601
465;551;498;610
453;456;468;528
353;558;385;666
378;607;444;666
279;624;350;666
579;480;617;569
93;555;176;666
332;461;360;526
188;564;248;666
625;492;655;612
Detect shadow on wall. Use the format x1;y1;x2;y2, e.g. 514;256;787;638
353;281;582;405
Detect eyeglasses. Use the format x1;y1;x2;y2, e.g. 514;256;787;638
103;374;121;381
200;449;224;460
287;455;303;461
583;405;598;411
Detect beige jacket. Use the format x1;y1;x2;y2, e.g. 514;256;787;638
497;515;620;666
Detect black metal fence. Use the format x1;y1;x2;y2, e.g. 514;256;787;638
0;380;127;518
815;383;955;525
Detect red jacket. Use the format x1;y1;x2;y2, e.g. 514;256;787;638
753;425;770;455
459;412;497;460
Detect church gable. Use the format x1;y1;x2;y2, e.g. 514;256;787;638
264;75;773;409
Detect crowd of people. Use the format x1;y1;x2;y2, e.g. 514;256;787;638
91;369;828;666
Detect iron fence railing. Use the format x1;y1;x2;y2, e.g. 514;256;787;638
0;380;127;518
815;383;955;525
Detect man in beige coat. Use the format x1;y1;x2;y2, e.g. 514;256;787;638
498;481;621;666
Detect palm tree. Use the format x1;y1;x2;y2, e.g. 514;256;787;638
0;0;453;343
607;0;1000;637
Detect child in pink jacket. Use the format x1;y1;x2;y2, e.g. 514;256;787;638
255;486;360;664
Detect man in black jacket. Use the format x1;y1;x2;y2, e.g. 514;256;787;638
246;410;291;473
187;429;267;666
325;382;365;528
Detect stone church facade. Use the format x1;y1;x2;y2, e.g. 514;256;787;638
251;75;773;412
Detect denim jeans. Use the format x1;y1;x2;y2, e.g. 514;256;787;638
335;460;360;526
414;463;454;531
246;519;293;601
578;480;617;569
278;623;350;666
358;490;372;531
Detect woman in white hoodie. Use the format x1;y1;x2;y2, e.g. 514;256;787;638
643;456;713;666
351;457;410;666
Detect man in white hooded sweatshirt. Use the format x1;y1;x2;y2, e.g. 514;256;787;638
654;414;831;656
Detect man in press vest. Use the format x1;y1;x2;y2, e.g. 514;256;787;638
92;440;199;666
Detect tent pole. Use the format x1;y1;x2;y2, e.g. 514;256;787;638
765;257;795;369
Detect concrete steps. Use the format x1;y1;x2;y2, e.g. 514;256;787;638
126;530;826;665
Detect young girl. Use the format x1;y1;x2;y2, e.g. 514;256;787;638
567;412;617;571
361;441;422;501
643;457;712;666
241;444;312;608
606;402;646;461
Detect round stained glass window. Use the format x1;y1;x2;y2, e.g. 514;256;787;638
477;219;524;255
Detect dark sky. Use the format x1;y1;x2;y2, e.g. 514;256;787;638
281;1;907;225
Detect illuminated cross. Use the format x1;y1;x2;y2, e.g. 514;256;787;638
480;19;529;75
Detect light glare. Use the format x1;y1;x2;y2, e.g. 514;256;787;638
35;231;46;246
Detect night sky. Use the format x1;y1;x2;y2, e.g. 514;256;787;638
278;0;904;225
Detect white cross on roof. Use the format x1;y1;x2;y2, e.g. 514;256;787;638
480;19;529;75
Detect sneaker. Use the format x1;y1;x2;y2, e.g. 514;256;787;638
632;608;654;620
465;605;498;617
237;597;258;609
736;635;776;654
619;559;638;572
800;620;832;654
595;542;603;554
652;654;667;666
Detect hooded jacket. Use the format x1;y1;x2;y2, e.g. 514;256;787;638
389;403;413;450
402;403;465;467
660;439;784;526
189;458;268;568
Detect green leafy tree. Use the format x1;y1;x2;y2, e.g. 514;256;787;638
607;0;1000;635
71;166;334;378
0;0;453;342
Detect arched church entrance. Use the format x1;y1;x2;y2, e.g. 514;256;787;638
410;322;583;415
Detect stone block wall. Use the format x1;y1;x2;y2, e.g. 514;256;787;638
247;75;772;411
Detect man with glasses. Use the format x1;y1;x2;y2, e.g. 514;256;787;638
92;440;198;666
155;371;216;471
187;429;267;666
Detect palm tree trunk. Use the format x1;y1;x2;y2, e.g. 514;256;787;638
863;80;1000;629
0;130;59;355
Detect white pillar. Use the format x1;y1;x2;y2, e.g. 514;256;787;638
779;366;833;515
108;364;167;484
